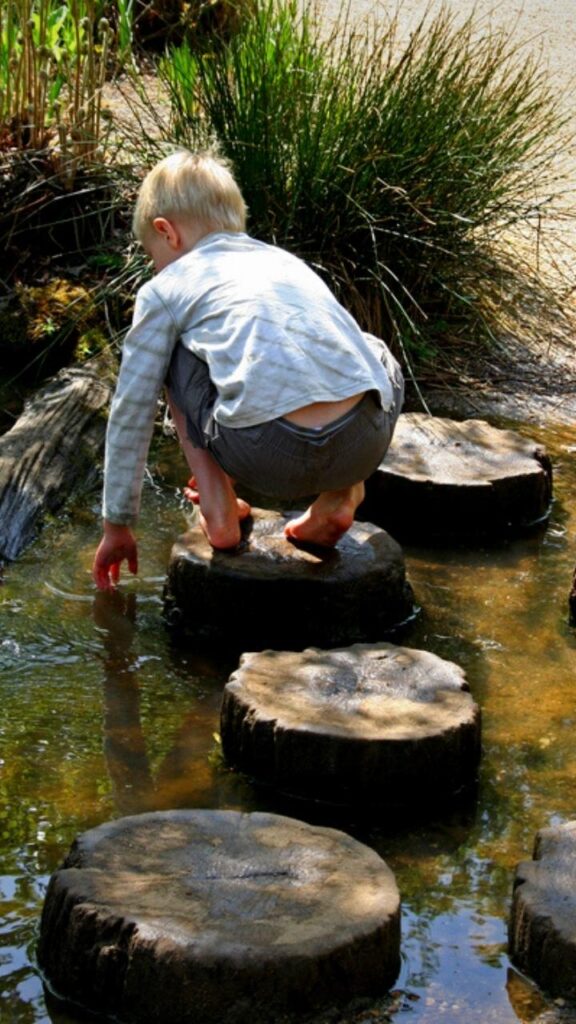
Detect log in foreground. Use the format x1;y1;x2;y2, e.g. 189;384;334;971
38;809;401;1024
221;642;481;809
0;366;111;560
164;509;416;651
509;820;576;1000
359;413;553;541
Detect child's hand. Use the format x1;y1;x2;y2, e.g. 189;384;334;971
93;522;138;590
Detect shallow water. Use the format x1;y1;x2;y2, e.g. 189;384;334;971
1;419;576;1024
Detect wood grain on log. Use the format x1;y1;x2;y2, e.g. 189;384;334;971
0;366;111;560
221;643;481;808
359;413;553;540
38;809;401;1024
164;509;416;651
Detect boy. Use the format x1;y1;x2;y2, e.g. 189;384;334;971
93;150;404;590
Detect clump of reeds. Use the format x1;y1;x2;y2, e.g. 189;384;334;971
0;0;114;183
152;0;572;368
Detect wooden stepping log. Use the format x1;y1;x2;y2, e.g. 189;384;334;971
221;642;481;809
358;413;552;541
164;509;416;651
37;809;401;1024
510;820;576;999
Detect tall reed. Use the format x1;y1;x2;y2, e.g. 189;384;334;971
0;0;114;181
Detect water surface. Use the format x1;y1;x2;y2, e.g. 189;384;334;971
1;420;576;1024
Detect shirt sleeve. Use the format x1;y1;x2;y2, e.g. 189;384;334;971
102;283;179;526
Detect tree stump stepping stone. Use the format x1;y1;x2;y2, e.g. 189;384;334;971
509;820;576;999
358;413;553;541
220;642;481;809
37;809;401;1024
164;509;416;651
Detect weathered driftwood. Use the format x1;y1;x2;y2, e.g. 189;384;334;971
509;820;576;999
221;642;481;809
0;365;111;560
38;809;401;1024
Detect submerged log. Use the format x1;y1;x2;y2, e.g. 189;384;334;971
359;413;553;541
0;365;111;560
38;809;401;1024
509;820;576;999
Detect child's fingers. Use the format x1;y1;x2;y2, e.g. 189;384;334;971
93;535;138;590
94;564;113;591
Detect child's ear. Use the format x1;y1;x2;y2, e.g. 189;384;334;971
152;216;181;251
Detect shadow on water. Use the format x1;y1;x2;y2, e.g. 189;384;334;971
1;421;576;1023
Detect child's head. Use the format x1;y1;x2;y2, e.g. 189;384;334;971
133;149;247;245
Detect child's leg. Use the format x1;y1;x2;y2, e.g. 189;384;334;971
284;482;366;547
283;352;404;548
182;475;250;521
168;397;250;549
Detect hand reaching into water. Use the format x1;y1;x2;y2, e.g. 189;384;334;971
93;521;138;590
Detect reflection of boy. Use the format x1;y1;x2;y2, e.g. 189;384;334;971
93;150;404;590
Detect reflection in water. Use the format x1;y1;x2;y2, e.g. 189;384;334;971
1;423;576;1023
92;589;253;819
93;590;155;815
507;967;549;1021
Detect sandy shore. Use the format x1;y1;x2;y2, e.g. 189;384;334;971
321;0;576;96
320;0;576;266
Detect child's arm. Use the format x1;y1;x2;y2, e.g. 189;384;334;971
103;285;179;526
93;282;179;590
93;520;138;590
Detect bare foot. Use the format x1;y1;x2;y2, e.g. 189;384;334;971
183;476;252;549
198;508;242;549
284;483;365;548
183;476;252;521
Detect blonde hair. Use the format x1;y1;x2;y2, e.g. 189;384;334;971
132;149;247;242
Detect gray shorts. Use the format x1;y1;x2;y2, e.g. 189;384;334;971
166;345;404;499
